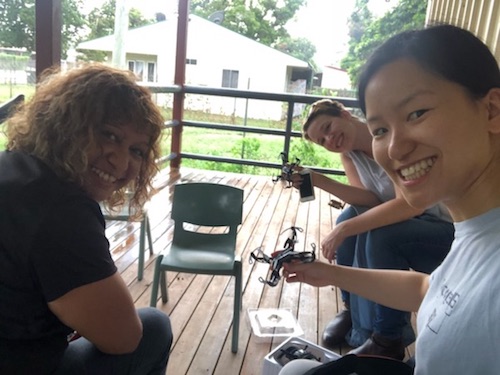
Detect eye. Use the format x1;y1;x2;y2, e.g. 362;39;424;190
407;109;428;121
131;147;147;159
102;130;119;142
370;127;388;137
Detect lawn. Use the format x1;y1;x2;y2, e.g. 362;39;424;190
1;84;346;181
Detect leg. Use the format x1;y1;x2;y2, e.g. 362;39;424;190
350;215;453;359
55;308;173;375
366;215;453;338
322;206;360;349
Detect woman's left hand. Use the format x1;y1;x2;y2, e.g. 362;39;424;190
321;223;348;263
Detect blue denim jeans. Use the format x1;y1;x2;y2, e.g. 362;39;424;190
336;205;454;343
54;307;173;374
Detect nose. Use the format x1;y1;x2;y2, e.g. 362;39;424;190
387;127;415;161
324;133;336;148
106;144;130;173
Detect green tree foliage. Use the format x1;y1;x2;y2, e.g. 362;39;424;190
191;0;305;46
341;0;427;84
80;0;155;62
0;0;86;59
275;37;317;71
190;0;316;67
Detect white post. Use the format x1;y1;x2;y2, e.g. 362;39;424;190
112;0;130;68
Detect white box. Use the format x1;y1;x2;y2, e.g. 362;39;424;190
262;336;341;375
248;308;303;343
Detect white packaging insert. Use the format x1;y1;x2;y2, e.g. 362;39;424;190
248;308;303;342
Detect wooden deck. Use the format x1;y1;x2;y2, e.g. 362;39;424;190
105;167;414;374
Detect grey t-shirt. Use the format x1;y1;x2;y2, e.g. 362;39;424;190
416;207;500;374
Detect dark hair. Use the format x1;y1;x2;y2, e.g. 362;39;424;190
357;24;500;114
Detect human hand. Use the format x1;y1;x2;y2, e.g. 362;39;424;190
321;224;347;263
283;261;334;287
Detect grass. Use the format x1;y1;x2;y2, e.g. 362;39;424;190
0;84;346;182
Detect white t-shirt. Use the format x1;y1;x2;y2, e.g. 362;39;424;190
416;207;500;374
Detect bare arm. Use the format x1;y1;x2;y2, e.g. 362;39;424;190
284;261;429;312
48;272;142;354
336;190;425;237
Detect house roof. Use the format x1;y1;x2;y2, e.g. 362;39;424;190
77;14;308;68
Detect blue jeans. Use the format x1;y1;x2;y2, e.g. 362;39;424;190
336;206;454;343
54;307;173;374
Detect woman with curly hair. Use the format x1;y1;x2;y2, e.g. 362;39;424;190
0;63;172;374
292;98;454;359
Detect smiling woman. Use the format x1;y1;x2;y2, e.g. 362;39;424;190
282;24;500;375
291;98;453;359
0;63;173;374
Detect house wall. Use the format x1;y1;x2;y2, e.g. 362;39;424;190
153;16;309;121
320;66;352;90
78;15;309;121
426;0;500;62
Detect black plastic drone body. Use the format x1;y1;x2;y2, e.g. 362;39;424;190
277;344;321;364
272;152;301;188
249;226;316;287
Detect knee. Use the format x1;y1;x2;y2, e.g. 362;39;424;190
336;206;359;225
138;307;173;351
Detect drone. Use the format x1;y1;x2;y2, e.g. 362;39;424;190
272;152;301;188
249;226;316;287
277;344;321;365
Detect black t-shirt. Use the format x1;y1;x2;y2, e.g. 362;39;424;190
0;150;117;374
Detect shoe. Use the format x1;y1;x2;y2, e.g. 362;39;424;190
348;333;405;361
321;309;352;349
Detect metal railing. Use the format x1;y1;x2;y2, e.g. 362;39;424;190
148;84;360;176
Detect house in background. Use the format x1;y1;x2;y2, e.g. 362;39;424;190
315;65;352;91
77;14;311;121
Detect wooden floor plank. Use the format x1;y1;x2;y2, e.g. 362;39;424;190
106;167;415;374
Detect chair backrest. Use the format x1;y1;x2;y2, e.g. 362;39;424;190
171;182;243;228
0;94;24;124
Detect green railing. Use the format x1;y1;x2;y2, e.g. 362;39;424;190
149;84;359;176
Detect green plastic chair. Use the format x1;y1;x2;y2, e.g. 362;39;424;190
102;204;153;281
150;182;244;353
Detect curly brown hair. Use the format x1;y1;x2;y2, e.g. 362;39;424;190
302;99;345;141
6;63;165;218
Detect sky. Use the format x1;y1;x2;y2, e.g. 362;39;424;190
84;0;398;67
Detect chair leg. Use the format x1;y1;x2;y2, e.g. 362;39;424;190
138;217;146;281
150;254;164;307
145;216;154;256
160;268;168;303
232;262;242;353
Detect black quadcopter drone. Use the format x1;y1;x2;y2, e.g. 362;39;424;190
249;226;316;287
277;344;321;365
272;152;301;188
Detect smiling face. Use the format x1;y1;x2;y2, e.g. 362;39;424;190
305;112;356;153
365;58;495;217
82;123;151;202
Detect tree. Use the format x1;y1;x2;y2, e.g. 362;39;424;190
341;0;427;84
190;0;305;48
0;0;86;59
275;37;317;71
80;0;155;62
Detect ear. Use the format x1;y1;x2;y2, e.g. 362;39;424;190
485;87;500;134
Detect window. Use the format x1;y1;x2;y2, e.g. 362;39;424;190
222;69;239;88
147;62;156;82
127;60;148;81
186;58;197;65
